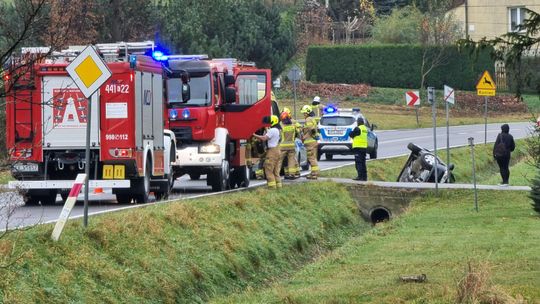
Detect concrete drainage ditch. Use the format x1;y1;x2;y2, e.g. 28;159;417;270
346;184;422;224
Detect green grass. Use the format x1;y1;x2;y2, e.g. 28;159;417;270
0;182;369;303
522;94;540;113
321;140;530;185
0;170;12;184
211;190;540;303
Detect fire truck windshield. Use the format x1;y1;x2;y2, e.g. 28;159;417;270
168;73;211;106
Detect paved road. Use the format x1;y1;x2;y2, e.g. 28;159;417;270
1;122;533;229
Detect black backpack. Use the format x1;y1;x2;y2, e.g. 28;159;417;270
493;136;507;159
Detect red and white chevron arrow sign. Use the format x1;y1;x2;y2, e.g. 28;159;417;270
406;91;420;107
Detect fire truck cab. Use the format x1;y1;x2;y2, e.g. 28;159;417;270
165;56;272;191
5;41;182;204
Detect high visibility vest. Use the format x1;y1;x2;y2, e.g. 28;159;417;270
352;125;368;148
303;116;319;143
280;124;296;149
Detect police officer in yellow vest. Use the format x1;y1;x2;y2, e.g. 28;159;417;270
279;110;299;179
350;117;368;181
301;105;319;179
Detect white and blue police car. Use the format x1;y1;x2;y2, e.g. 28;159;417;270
317;105;378;160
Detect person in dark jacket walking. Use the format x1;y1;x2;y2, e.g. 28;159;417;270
493;124;515;185
350;117;368;181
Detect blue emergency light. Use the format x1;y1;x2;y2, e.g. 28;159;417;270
129;55;137;68
169;109;178;120
323;104;338;114
182;108;191;119
152;51;169;61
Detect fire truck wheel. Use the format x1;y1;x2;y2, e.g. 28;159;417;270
60;192;69;202
230;166;250;189
211;159;230;192
23;194;40;206
189;173;201;180
116;194;133;204
134;161;151;203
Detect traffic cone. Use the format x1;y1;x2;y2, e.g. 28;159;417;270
94;187;104;194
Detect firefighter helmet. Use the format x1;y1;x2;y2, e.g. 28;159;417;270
312;96;321;104
301;105;313;114
280;111;290;120
270;115;279;127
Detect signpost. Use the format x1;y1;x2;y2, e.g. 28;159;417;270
428;87;438;194
287;65;302;120
405;90;420;127
476;70;496;144
66;45;112;228
443;85;455;167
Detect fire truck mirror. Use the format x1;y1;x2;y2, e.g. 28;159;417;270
225;87;236;104
262;116;271;124
182;83;191;103
224;75;235;86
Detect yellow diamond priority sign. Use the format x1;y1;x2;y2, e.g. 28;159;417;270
66;45;111;98
476;70;496;96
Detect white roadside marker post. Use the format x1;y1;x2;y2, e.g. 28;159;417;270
51;174;87;241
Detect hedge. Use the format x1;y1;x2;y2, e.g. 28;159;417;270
306;44;495;90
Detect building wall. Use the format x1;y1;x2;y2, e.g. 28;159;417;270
450;0;540;40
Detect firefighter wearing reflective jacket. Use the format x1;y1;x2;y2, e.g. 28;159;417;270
283;107;301;177
253;115;282;189
246;130;266;180
350;117;368;181
279;111;299;179
301;105;319;179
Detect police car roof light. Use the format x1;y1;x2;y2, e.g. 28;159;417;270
323;104;338;114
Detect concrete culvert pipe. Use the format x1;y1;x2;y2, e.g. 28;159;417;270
369;207;391;224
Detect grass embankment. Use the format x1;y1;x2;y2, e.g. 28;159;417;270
213;190;540;303
0;183;369;303
321;140;530;185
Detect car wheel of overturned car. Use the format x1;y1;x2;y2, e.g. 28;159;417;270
421;153;436;170
325;153;333;161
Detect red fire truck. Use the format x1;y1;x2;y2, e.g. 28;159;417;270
165;56;273;191
4;41;183;205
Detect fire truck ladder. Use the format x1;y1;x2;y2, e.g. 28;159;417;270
64;41;156;63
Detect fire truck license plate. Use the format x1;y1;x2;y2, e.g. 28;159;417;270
103;165;125;179
13;162;39;172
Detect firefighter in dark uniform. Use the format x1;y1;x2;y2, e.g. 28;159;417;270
350;117;368;181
